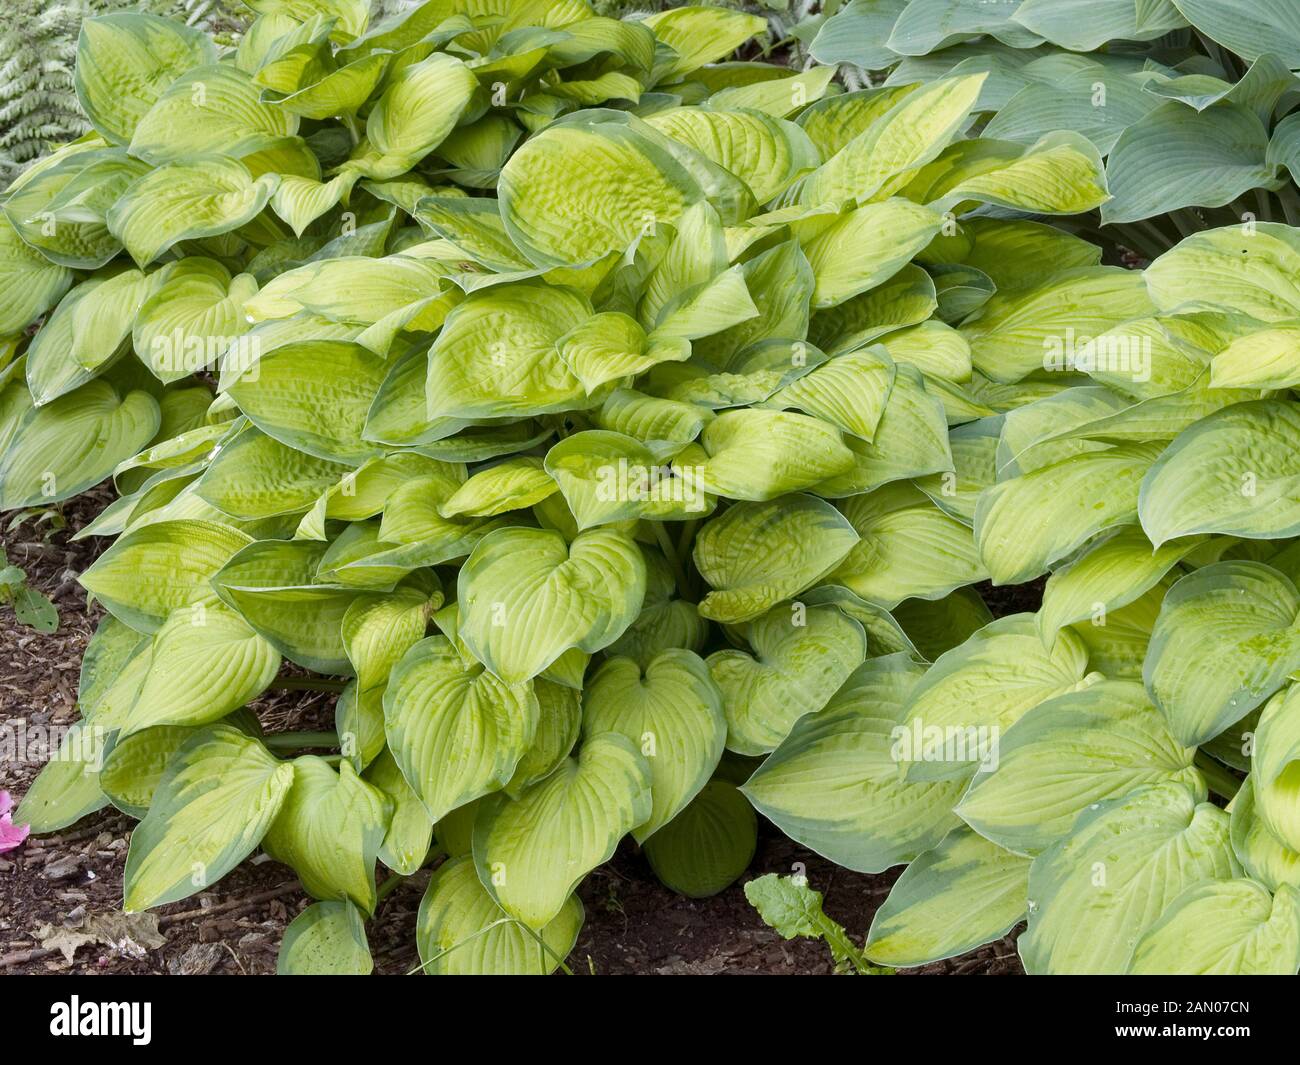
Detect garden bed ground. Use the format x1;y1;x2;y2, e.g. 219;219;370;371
0;495;1026;976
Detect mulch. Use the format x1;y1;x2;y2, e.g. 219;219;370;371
0;492;1029;976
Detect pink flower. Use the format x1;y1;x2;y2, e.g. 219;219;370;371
0;790;29;853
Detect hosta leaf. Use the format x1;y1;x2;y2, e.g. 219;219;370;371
416;855;582;976
124;725;294;911
278;900;373;976
365;53;479;164
270;172;360;237
888;0;1042;53
107;157;279;267
763;346;895;441
897;615;1092;782
413;196;531;271
298;453;456;540
809;263;935;356
864;827;1030;967
246;0;369;41
1102;102;1275;225
0;381;159;509
1211;325;1300;389
812;364;953;497
580;650;725;842
100;724;198;818
957;680;1201;856
78;614;152;718
646;107;820;204
473;732;651;929
809;0;908;69
120;603;280;735
545;431;711;529
13;723;112;834
877;320;971;382
694;495;859;624
1145;224;1300;321
249;255;446;327
66;269;154;373
133;260;257;384
556;312;691;393
643;5;766;82
74;13;217;144
708;603;867;756
336;681;384;774
1168;0;1300;65
1037;526;1204;639
832;484;986;609
706;67;836;119
697;409;854;501
1019;781;1240;975
801;585;921;659
893;586;992;661
342;584;433;692
1145;54;1295;121
364;749;433;876
80;518;250;633
457;525;646;684
743;655;964;872
1229;774;1300;891
796;75;987;207
913;416;999;523
983;63;1160;155
1070;582;1165;680
643;780;756;898
1145;562;1300;747
129;64;297;164
1128;878;1300;975
266;51;390;121
212;538;358;673
3;148;147;271
0;217;74;335
198;425;351;520
383;635;538;824
506;678;581;797
976;443;1164;585
798;200;943;309
963;266;1155;384
1014;0;1186;49
1250;685;1300;852
227;340;386;465
440;458;556;519
1140;400;1300;544
499;117;705;269
425;282;590;419
264;753;391;914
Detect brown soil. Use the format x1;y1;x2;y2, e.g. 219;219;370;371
1;494;1027;976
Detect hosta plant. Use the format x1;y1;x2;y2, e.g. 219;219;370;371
813;0;1300;259
2;0;1299;978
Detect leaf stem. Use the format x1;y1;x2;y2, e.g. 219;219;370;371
263;730;340;751
1194;750;1242;802
651;521;690;598
376;873;408;904
1168;209;1201;240
1277;185;1300;226
1254;189;1274;224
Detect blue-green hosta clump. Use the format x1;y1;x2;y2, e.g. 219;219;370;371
1;0;1297;978
812;0;1300;256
